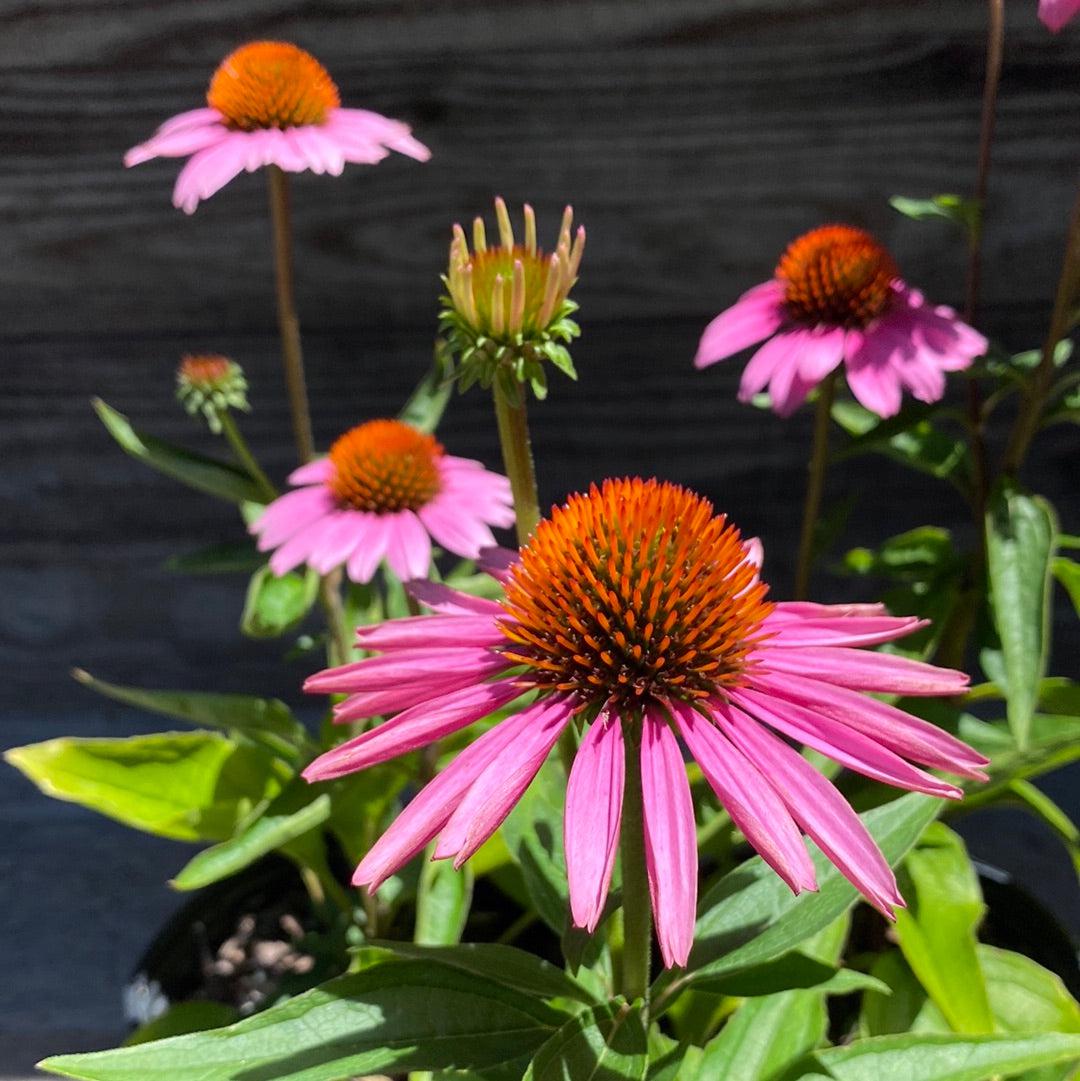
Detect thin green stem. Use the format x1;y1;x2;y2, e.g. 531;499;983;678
217;410;277;503
1002;184;1080;475
492;382;541;545
267;165;316;464
793;373;837;600
319;570;352;668
618;722;651;1006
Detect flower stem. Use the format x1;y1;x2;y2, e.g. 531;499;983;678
320;571;352;668
267;165;316;465
492;382;541;545
217;410;277;503
1002;184;1080;476
793;372;838;600
618;722;651;1006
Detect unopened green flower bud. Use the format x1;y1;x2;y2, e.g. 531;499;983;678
176;354;250;433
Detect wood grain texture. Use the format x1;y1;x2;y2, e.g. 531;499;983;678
2;0;1079;1065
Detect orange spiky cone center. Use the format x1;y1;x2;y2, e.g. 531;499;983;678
328;420;443;513
178;354;233;389
776;225;899;328
499;478;772;707
207;41;340;131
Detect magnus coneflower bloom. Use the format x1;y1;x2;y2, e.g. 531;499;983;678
250;419;514;583
440;198;585;398
1039;0;1080;29
125;41;430;214
302;478;986;968
694;225;986;418
176;354;249;433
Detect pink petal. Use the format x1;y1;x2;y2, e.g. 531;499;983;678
407;580;504;617
844;332;905;418
772;601;889;620
1039;0;1080;31
737;329;800;401
565;712;625;933
251;486;336;549
351;708;535;890
288;459;335;486
383;510;433;581
346;515;392;584
751;671;989;780
305;646;509;694
477;546;520;581
419;499;497;559
731;688;962;799
670;700;816;894
171;137;250;213
355;614;503;652
267;511;338;575
714;701;904;916
433;696;575;865
641;706;698;968
302;680;522;781
305;512;369;576
694;281;787;369
124;122;227;165
330;667;515;725
796;326;846;383
759;645;970;696
763;612;928;648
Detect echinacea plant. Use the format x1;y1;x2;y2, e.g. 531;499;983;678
10;15;1080;1081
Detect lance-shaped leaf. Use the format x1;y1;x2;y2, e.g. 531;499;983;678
523;1002;648;1081
241;565;320;639
93;398;267;504
398;355;454;434
39;960;568;1081
414;856;473;947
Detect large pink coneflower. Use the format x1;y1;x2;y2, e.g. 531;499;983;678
125;41;430;213
1040;0;1080;30
250;419;514;584
694;225;986;418
303;477;986;968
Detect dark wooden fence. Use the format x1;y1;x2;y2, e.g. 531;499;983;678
2;0;1077;1067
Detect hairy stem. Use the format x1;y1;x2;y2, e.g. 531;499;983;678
492;382;541;545
793;372;837;600
267;165;316;464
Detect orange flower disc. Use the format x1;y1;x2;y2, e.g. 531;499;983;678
776;225;899;328
328;420;443;514
500;478;773;707
208;41;340;131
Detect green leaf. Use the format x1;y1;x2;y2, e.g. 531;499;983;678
890;193;981;236
166;541;264;576
523;1002;647;1081
893;823;993;1034
93;398;267;504
374;942;596;1005
695;952;887;998
980;945;1080;1035
652;793;940;1006
985;482;1057;747
1052;557;1080;618
399;359;453;434
241;564;320;639
860;950;937;1037
39;960;568;1081
71;669;308;749
171;782;332;891
123;1002;240;1046
415;857;473;946
5;732;276;842
807;1032;1080;1081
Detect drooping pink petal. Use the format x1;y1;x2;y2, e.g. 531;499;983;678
433;696;575;865
771;601;889;620
251;486;337;550
267;511;338;576
288;458;335;486
640;706;698;968
565;712;625;932
171;136;251;214
759;645;969;696
751;671;989;780
767;346;816;417
714;701;904;916
670;699;816;895
351;708;535;891
330;670;517;726
731;688;962;799
477;546;520;581
304;647;509;694
328;107;432;161
694;281;787;369
1039;0;1080;29
737;330;801;402
407;580;504;617
346;515;393;584
763;611;927;648
844;331;905;418
419;498;498;558
795;326;846;383
383;510;433;581
305;511;368;576
303;680;523;781
124;122;227;165
355;614;504;652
